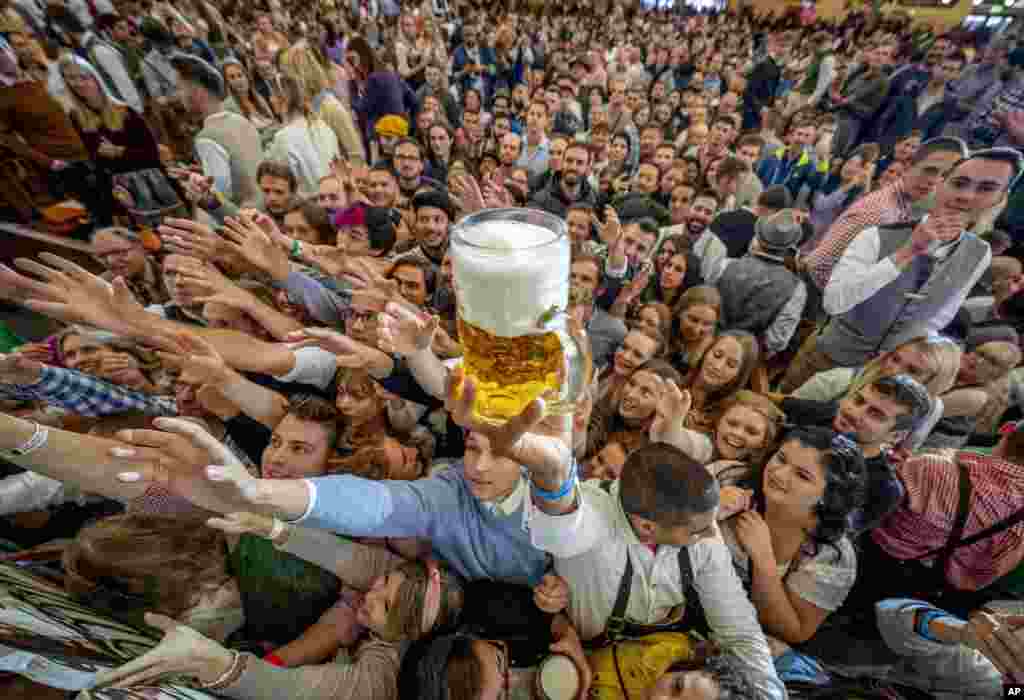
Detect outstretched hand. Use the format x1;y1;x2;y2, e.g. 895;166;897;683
111;416;268;509
445;365;571;480
649;379;691;446
207;511;277;539
378;302;438;356
0;254;157;343
90;613;234;689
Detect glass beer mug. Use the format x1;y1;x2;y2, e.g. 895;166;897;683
451;208;587;425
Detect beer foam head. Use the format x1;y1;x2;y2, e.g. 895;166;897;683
539;654;580;700
453;218;570;337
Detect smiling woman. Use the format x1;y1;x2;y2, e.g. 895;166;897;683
682;331;760;434
714;427;866;648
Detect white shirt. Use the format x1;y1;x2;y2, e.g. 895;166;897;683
269;117;341;196
528;480;783;699
684;227;727;282
195;112;235;197
273;347;338;391
823;222;990;335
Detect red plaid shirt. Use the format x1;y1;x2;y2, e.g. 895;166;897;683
804;180;914;290
873;449;1024;591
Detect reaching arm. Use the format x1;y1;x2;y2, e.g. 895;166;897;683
0;364;178;417
0;412;152;503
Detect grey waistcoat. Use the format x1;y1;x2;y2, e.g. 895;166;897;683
817;221;989;366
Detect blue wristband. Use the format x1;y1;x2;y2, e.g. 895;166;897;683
914;608;951;644
532;459;578;501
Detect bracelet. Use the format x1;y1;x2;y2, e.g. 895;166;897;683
199;651;246;690
263;652;286;667
533;459;578;501
1;421;49;457
290;239;302;259
268;518;286;543
914;608;951;644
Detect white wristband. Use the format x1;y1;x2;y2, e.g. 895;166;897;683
268;518;286;542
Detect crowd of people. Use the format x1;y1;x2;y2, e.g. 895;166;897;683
1;1;1024;699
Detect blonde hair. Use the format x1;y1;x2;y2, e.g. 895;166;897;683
58;54;128;133
278;44;331;106
854;337;962;397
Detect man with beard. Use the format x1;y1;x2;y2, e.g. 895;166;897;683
529;142;597;219
782;149;1013;391
686;116;735;173
660;192;727;281
406;188;453;267
393;138;443;200
776;375;931;533
498;131;523;179
366;166;401;209
256;161;297;227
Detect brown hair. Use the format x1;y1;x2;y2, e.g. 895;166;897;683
715;391;786;463
381;560;464;642
688;330;760;404
287;394;341;453
671;285;722;355
63;514;229;619
633;302;672;334
257;160;298;192
286;199;335;244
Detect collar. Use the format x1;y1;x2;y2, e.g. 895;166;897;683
605;479;645;546
481;474;527;516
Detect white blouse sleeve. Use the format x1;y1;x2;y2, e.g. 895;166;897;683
786;536;858;612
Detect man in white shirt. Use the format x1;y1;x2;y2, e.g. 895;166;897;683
790;149;1020;379
172;54;263;209
660;192;727;281
441;374;785;700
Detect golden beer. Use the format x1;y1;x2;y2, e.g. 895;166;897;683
451;209;585;425
458;317;564;422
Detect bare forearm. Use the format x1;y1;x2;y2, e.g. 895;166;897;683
219;372;289;428
748;558;810;644
522;414;576;514
240;297;303;341
406;347;448;399
0;412;148;502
